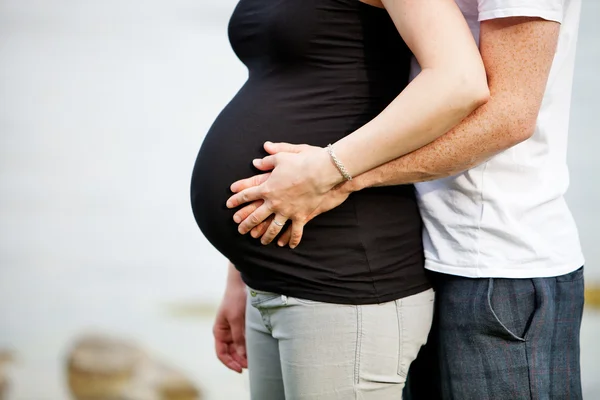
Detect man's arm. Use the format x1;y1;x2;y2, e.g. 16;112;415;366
351;16;560;190
229;15;562;247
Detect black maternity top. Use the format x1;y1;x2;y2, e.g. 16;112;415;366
191;0;429;305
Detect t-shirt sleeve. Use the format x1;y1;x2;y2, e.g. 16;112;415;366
477;0;563;23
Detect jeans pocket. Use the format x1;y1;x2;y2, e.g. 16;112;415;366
486;278;536;342
286;296;322;305
247;288;281;307
396;290;435;377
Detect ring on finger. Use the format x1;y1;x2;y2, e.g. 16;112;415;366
273;220;285;227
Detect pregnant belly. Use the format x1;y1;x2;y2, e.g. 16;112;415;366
190;84;364;259
189;86;423;300
194;114;331;257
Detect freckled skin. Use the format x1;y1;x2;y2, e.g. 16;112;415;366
352;17;561;189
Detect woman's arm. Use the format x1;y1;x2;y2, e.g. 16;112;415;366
327;0;489;182
226;0;489;246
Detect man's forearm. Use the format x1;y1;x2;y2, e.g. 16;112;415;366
350;17;560;191
349;94;519;189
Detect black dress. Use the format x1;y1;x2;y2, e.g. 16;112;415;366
191;0;429;305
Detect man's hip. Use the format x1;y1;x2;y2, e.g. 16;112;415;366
405;267;585;400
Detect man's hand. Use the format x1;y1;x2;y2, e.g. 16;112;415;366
226;142;343;248
213;264;248;373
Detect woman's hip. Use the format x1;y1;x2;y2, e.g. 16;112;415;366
245;288;435;399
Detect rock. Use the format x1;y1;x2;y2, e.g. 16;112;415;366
0;351;10;364
123;360;201;400
156;367;201;400
0;350;14;400
0;374;6;400
586;284;600;309
66;334;201;400
66;334;144;400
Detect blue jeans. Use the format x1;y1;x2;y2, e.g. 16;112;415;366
404;267;585;400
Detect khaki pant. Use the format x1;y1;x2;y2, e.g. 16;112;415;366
246;288;434;400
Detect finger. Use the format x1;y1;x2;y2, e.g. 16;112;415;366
261;215;288;245
288;222;305;249
215;340;242;373
277;226;293;247
264;141;309;155
231;349;247;370
252;155;276;171
227;343;246;371
238;203;274;234
230;318;248;368
213;322;242;372
233;200;263;224
230;173;270;194
226;186;263;209
251;216;272;239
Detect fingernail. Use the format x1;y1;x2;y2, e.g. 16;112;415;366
252;159;262;167
265;141;272;145
233;215;241;223
290;244;296;249
251;230;259;238
226;201;232;208
277;241;284;247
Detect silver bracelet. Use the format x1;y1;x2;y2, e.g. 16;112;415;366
327;144;352;181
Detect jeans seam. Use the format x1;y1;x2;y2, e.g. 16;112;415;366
396;299;405;376
354;305;363;385
258;308;273;333
289;297;321;305
524;339;534;400
251;295;281;306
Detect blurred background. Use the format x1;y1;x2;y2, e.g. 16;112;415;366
0;0;598;399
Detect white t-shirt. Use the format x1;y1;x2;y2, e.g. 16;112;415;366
411;0;585;278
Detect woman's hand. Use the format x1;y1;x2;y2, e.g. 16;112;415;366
214;263;248;373
226;142;346;247
232;177;354;248
255;183;353;247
